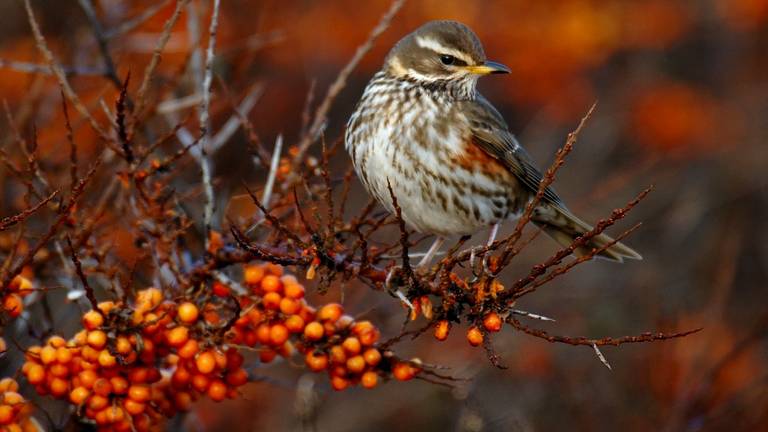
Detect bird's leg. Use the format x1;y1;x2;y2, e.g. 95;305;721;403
385;237;444;292
416;237;445;269
486;223;500;247
470;223;500;269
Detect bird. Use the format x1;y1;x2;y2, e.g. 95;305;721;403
345;20;641;267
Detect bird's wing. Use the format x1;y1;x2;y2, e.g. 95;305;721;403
458;95;567;209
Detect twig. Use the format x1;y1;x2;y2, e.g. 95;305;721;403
65;237;99;311
261;135;283;211
135;0;190;117
77;0;122;89
507;317;702;347
199;0;222;247
0;190;58;231
499;103;596;266
22;0;111;141
290;0;406;169
103;0;172;39
0;59;105;76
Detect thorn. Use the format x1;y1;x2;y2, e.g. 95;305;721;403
394;289;414;311
510;309;556;322
592;343;612;370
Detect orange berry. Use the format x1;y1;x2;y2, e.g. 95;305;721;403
329;345;347;364
285;315;305;333
177;338;199;359
110;376;129;395
98;350;117;368
165;326;189;347
467;326;484;347
253;323;269;345
279;297;300;315
265;263;283;276
49;377;69;396
48;363;69;378
259;348;277;363
3;294;23;317
128;384;151;402
269;324;289;346
283;282;305;299
482;312;503;332
105;406;125;423
318;303;343;322
260;275;282;293
177;302;199;324
352;321;380;345
82;310;104;330
434;320;450;341
123;398;146;416
262;292;282;310
305;351;328;372
88;394;109;411
115;337;132;355
207;380;227;402
341;337;362;355
47;335;66;348
330;375;349;391
97;301;116;315
195;351;216;375
243;265;265;286
92;378;112;397
303;321;324;341
3;391;23;406
78;370;98;389
135;288;162;310
69;386;90;404
86;330;107;349
225;368;248;387
346;355;366;373
361;371;378;389
213;350;228;370
39;345;57;365
0;378;18;393
226;348;245;369
212;281;231;297
0;405;13;425
192;373;210;392
392;362;418;381
172;366;191;388
363;348;382;366
174;391;193;411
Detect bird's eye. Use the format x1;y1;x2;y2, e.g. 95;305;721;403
440;55;456;65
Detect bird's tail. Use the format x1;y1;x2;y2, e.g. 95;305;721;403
532;204;641;263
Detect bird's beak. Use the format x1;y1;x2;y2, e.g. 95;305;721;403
464;60;510;75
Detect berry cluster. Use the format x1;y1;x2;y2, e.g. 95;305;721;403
19;263;422;429
233;264;421;390
0;377;36;431
3;275;33;319
432;311;503;347
22;289;249;431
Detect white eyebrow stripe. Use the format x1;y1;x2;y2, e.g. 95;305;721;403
415;36;474;65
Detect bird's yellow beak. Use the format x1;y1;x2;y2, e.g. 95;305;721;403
464;60;510;75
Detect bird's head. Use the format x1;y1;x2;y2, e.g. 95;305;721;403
383;20;509;95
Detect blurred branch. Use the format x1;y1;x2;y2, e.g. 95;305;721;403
290;0;407;172
22;0;111;141
77;0;122;90
135;0;190;117
199;0;222;246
